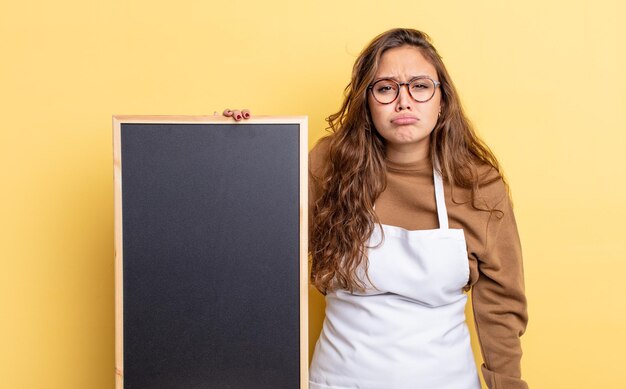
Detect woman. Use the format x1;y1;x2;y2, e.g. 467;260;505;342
228;27;528;389
307;28;528;389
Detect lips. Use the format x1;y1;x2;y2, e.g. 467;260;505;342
391;116;419;125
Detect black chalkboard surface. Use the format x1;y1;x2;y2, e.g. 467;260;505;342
113;116;308;389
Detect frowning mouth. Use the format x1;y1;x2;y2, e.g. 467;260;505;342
391;116;419;125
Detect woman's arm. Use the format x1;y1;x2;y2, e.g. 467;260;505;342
472;187;529;389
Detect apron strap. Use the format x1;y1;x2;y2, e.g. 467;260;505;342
433;161;449;230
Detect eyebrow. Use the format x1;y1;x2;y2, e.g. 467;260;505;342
374;75;434;82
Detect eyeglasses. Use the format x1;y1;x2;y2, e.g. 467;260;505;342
368;76;441;104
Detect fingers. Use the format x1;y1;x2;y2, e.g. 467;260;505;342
222;108;251;121
232;110;243;121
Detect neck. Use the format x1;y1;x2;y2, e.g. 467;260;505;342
384;142;430;164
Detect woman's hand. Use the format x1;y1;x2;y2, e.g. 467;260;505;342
220;108;251;121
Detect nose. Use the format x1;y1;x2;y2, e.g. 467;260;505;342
395;83;412;111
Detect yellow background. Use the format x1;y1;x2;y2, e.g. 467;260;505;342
2;0;625;388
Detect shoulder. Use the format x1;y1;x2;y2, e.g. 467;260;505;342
473;162;510;211
309;135;333;179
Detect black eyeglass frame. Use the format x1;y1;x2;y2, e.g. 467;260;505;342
367;76;441;104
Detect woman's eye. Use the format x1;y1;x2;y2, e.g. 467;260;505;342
412;83;430;89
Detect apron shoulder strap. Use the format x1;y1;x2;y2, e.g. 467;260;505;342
433;160;449;230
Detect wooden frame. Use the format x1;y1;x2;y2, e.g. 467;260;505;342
113;115;308;388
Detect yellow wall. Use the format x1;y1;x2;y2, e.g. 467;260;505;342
1;0;625;388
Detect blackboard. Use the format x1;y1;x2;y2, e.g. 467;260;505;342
113;116;308;389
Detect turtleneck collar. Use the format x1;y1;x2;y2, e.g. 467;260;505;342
384;153;432;173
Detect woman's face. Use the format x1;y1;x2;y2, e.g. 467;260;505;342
368;45;441;162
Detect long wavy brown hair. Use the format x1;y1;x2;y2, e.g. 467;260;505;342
310;28;505;294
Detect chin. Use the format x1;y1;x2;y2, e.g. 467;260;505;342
388;129;428;143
